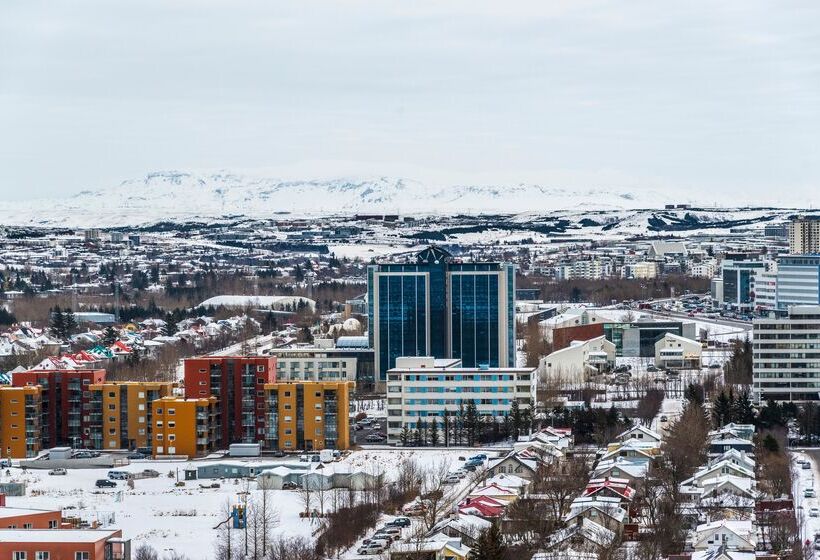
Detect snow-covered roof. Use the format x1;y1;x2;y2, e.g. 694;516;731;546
199;295;316;310
0;529;120;543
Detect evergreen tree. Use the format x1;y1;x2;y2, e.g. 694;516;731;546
418;418;428;446
762;433;779;453
510;399;522;440
413;429;422;447
443;413;450;447
102;326;119;346
733;392;755;424
713;391;733;428
456;402;466;445
430;417;440;447
50;306;66;339
63;309;78;337
399;425;410;447
465;400;479;446
470;523;506;560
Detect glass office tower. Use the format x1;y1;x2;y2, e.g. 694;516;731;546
368;246;516;383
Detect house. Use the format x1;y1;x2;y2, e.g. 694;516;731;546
0;506;62;529
390;534;471;560
468;483;518;504
0;529;130;560
565;496;627;534
458;496;507;518
616;425;662;445
709;449;755;473
582;478;636;502
691;546;755;560
485;473;530;495
692;520;756;551
598;442;657;464
709;424;755;442
430;515;491;548
655;333;702;369
680;460;755;492
592;457;648;486
488;451;540;481
708;437;753;456
257;467;303;490
543;517;615;555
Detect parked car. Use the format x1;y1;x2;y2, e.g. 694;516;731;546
803;462;812;470
272;450;286;458
469;454;487;462
107;470;130;480
141;469;160;478
805;488;816;498
96;479;117;488
357;541;387;555
0;459;12;468
646;365;659;373
73;451;95;459
365;433;385;442
127;452;146;460
386;517;411;528
376;526;402;539
811;507;819;518
443;475;460;484
282;481;299;490
48;468;67;476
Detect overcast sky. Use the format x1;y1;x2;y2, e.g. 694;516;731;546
1;1;819;202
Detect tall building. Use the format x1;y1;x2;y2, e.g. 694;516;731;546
385;357;535;443
152;396;218;458
88;381;176;451
183;356;276;448
788;216;820;254
12;369;106;448
721;259;770;310
776;255;820;310
0;386;42;458
368;246;516;385
262;381;351;451
753;305;820;403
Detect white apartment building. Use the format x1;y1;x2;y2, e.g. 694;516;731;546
555;259;613;281
539;336;616;384
385;357;535;443
622;261;657;279
751;269;778;311
753;305;820;403
689;260;717;278
273;353;357;382
789;216;820;254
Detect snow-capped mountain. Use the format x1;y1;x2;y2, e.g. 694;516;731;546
0;171;803;228
0;171;679;228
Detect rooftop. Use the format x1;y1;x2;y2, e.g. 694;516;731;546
0;529;120;543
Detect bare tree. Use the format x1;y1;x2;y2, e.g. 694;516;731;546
420;458;453;530
134;544;159;560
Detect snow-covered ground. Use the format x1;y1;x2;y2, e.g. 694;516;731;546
1;449;469;558
792;450;819;548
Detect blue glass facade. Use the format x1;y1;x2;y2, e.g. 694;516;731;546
368;247;515;382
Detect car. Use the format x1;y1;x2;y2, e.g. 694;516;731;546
452;469;468;478
0;459;12;468
48;468;67;476
107;470;130;480
282;481;299;490
386;517;411;528
463;464;478;472
141;469;160;478
73;451;94;459
371;424;382;430
376;526;402;539
443;475;460;484
127;452;146;460
470;454;487;461
803;462;812;470
402;502;428;516
805;488;816;498
660;415;668;423
95;479;117;488
272;450;286;458
354;424;364;431
365;433;385;442
708;363;722;369
646;365;659;373
811;507;819;518
357;542;387;555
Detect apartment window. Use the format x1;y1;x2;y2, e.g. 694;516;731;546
139;417;145;424
13;552;26;560
48;520;58;528
108;404;116;410
156;421;163;428
23;523;32;529
199;381;207;386
168;409;175;415
156;446;164;453
314;403;322;409
315;391;321;398
138;428;145;435
284;391;291;397
76;552;90;560
108;392;116;398
156;408;163;414
168;422;175;428
157;434;164;441
315;428;322;435
284;429;292;435
138;404;145;411
284;416;292;422
108;417;116;423
284;403;292;410
168;446;176;454
257;378;265;384
109;429;116;435
109;441;117;448
315;416;322;422
257;365;266;372
284;440;292;447
169;435;176;441
138;392;145;398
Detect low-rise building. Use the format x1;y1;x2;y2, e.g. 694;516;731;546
262;381;352;451
385;357;535;444
0;506;61;529
88;381;175;452
0;386;41;459
151;396;218;458
654;333;702;369
0;529;130;560
539;336;616;384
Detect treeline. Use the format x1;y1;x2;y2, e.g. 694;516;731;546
517;275;711;305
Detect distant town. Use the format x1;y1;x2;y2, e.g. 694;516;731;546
0;213;818;559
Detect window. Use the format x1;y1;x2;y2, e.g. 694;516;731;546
138;392;145;398
168;422;175;428
169;435;176;441
13;552;27;560
168;409;175;415
48;520;58;528
156;446;164;453
257;365;266;372
108;404;116;410
76;552;90;560
156;408;163;414
23;523;32;529
108;392;116;398
138;404;145;411
157;434;164;441
139;417;145;424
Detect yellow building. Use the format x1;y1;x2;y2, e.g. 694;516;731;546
0;386;42;459
88;381;176;451
151;396;218;458
262;381;351;451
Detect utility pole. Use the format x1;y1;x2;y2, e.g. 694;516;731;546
114;282;121;323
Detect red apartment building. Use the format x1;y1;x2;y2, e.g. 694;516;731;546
12;369;106;448
183;356;276;448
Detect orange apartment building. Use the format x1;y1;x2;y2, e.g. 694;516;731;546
0;386;42;459
151;396;218;458
183;356;276;448
0;505;61;529
0;529;130;560
87;381;176;452
262;381;351;451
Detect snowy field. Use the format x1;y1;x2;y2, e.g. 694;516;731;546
1;449;468;558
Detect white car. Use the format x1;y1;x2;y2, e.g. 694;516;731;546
811;507;819;518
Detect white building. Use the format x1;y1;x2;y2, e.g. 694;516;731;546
622;261;657;279
690;260;717;278
539;336;616;384
385;357;535;443
692;520;756;552
654;333;702;369
753;305;820;402
751;268;778;311
271;352;357;382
